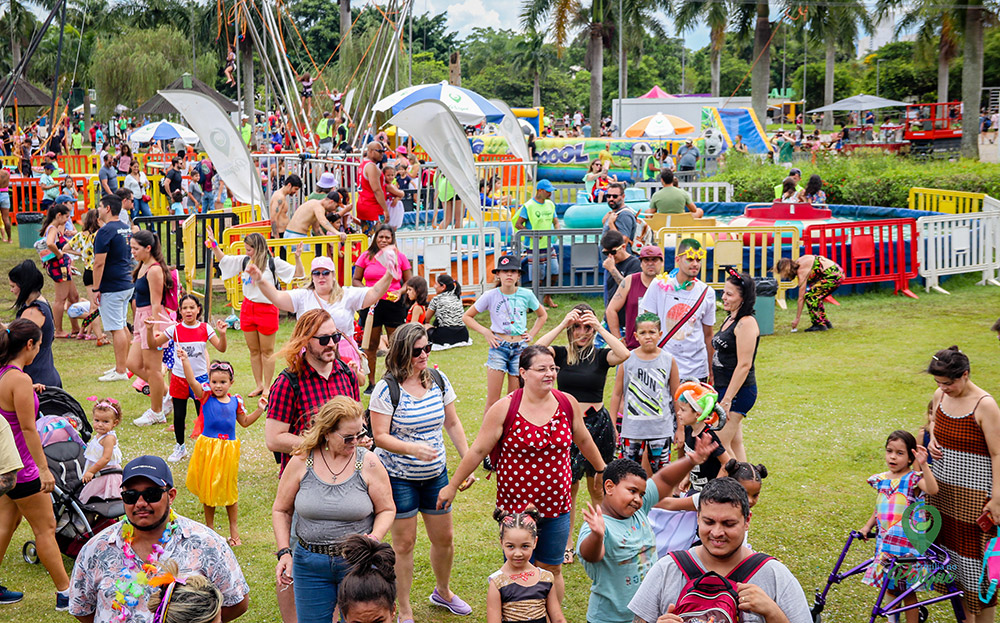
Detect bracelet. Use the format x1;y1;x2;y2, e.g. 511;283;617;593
275;547;292;560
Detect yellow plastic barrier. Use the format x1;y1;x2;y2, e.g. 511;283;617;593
182;215;198;293
656;225;800;304
233;202;265;224
1;156;19;169
908;187;984;214
222;233;368;312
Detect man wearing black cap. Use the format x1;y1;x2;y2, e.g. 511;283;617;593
773;168;803;199
69;455;249;622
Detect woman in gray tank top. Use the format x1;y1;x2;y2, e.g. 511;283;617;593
272;396;395;622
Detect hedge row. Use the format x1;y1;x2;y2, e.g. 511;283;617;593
712;152;1000;208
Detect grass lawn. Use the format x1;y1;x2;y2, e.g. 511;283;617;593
0;231;997;622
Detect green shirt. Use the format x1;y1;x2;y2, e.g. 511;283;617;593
516;197;557;249
649;186;692;214
773;183;804;199
777;140;793;163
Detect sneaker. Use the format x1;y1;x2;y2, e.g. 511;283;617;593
363;385;374;396
55;590;69;611
429;588;472;616
99;370;130;382
0;584;23;605
824;320;834;329
161;396;173;415
804;323;828;332
103;366;117;375
133;409;166;426
167;443;187;463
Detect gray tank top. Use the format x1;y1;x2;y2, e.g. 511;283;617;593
294;447;375;545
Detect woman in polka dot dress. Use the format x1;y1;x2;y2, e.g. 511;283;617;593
437;345;607;604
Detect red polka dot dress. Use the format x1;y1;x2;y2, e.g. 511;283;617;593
496;401;573;518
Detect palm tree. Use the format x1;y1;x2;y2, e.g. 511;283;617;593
960;3;985;158
731;0;770;126
805;1;871;130
675;0;729;96
511;30;554;107
2;0;40;70
876;0;960;103
616;0;670;102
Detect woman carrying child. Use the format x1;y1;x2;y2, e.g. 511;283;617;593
536;303;629;564
424;274;471;350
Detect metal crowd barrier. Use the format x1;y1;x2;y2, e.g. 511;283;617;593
916;196;1000;293
395;226;504;297
514;228;606;298
636;181;734;203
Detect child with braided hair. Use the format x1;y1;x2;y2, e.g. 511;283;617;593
147;560;222;623
488;507;566;623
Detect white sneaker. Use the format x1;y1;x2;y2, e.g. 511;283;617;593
166;443;187;463
104;366;116;375
99;370;130;382
133;409;166;426
161;396;173;415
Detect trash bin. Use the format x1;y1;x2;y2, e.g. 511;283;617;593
16;212;44;250
754;277;778;336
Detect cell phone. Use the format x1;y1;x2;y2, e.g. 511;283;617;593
978;507;996;532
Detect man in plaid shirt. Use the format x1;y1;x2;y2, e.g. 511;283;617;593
265;309;360;473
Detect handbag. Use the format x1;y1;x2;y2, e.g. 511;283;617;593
34;236;56;263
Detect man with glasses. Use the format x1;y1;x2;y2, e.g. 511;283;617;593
602;182;637;246
600;230;641;324
638;238;716;383
606;245;664;349
69;455;249;622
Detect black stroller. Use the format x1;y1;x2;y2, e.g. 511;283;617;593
22;388;124;563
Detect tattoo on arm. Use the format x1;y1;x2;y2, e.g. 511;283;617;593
633;617;648;623
0;471;16;497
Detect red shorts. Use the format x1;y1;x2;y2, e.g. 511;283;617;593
169;372;194;400
240;299;279;335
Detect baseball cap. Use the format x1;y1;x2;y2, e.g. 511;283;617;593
639;245;664;259
789;168;802;176
685;138;694;144
536;179;555;193
317;172;337;189
43;162;55;170
325;190;342;202
122;455;174;488
492;255;525;274
311;256;336;273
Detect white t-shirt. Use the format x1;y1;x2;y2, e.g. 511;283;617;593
286;286;369;333
219;255;297;304
638;277;716;379
162;321;217;377
386;197;404;229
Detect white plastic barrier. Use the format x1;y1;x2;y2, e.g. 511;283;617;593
636;181;734;203
916;195;1000;294
251;154;362;217
394;226;503;297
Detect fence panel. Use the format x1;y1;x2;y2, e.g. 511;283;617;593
655;225;800;302
917;198;1000;293
10;177;43;216
514;228;606;299
395;227;502;297
636;181;734;203
803;219;919;298
908;187;984;214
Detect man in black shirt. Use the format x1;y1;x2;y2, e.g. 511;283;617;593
163;156;184;197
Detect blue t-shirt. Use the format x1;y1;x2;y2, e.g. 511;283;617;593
93;220;133;293
472;287;540;335
578;477;660;623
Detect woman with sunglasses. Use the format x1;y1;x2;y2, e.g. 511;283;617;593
535;303;629;564
353;224;413;394
272;396;395;622
208;230;304;397
248;254;393;376
369;324;475;621
0;318;70;608
437;345;608;606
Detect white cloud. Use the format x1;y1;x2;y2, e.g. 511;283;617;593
439;0;512;37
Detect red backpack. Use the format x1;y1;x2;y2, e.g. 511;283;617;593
488;388;573;476
668;550;773;623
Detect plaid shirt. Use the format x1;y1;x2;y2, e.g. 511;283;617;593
268;357;360;471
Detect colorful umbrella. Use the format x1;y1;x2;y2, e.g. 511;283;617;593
624;113;696;138
372;81;505;125
129;120;199;144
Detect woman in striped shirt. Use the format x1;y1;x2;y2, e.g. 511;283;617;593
369;323;476;622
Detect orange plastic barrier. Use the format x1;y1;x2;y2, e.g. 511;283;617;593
802;219;919;298
10;177;43;216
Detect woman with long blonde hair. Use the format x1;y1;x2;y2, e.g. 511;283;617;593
272;396;395;621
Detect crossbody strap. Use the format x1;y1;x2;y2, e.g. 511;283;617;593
658;283;710;348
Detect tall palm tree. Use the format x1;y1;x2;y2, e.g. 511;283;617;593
805;1;871;130
2;0;40;70
960;2;985;158
675;0;729;96
512;30;554;107
877;0;960;103
616;0;669;102
731;0;770;125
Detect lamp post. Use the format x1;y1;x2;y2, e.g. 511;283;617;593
876;59;886;98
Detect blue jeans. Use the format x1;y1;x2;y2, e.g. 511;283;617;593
292;543;351;622
202;191;216;213
532;512;571;566
132;199;152;218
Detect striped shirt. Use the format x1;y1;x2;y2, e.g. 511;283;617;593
371;370;456;480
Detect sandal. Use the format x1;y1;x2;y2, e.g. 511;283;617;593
227;536;242;547
96;336;111;347
564;548;574;564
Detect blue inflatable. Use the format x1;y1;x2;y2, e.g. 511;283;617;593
564;203;610;228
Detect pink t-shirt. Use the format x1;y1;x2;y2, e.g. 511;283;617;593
356;251;411;297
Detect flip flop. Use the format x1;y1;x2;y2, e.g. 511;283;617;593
227;536;242;547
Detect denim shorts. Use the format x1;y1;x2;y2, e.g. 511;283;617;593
487;340;525;376
0;193;9;211
717;383;758;416
389;467;450;519
99;288;134;331
532;511;571;566
292;543;350;622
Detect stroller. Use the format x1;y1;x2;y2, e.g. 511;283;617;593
22;388;124;564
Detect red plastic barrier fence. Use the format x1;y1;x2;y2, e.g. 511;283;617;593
802;218;919;299
10;177;43;216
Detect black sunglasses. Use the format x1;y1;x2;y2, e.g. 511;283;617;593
311;270;332;277
412;344;432;357
602;246;623;256
606;194;622;200
314;333;343;346
121;487;168;505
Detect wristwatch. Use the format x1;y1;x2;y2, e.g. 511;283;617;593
275;547;292;560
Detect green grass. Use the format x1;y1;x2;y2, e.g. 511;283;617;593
1;231;998;622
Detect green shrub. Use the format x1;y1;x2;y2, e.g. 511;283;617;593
714;152;1000;207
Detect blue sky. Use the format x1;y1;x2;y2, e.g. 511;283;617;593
418;0;712;49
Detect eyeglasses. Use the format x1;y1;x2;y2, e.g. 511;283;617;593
311;270;332;277
121;487;168;505
334;431;360;444
412;344;432;357
678;247;707;261
527;366;559;374
313;333;343;346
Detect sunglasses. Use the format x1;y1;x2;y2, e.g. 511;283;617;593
311;270;332;277
412;344;432;358
121;487;168;505
314;333;343;346
602;245;623;256
334;431;361;444
678;247;707;261
606;194;622;200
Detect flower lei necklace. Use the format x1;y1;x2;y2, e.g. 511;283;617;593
653;270;694;293
111;509;179;621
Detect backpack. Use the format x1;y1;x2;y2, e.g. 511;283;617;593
163;267;180;312
668;550;774;623
487;388;573;476
242;255;279;288
363;369;447;446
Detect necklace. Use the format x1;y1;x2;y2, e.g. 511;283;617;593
319;447;353;480
111;509;179;622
